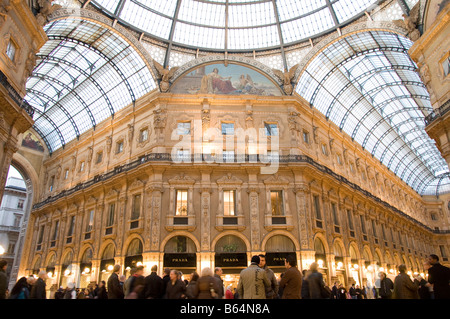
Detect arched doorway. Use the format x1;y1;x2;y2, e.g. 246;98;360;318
349;245;360;286
333;242;346;287
214;235;248;290
163;236;197;277
1;163;35;289
265;235;297;277
60;251;74;288
79;248;93;288
99;244;115;283
124;238;143;277
314;238;328;283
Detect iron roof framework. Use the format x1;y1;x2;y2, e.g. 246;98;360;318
296;30;450;196
90;0;382;67
24;18;157;153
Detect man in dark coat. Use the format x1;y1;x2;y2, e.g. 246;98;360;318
30;271;47;299
107;264;124;299
144;265;164;299
279;255;302;299
427;254;450;299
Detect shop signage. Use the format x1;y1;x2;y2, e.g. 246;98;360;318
265;252;296;267
215;253;247;267
164;253;197;268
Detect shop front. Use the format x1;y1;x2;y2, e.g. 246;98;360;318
164;236;197;278
264;235;297;279
314;238;328;284
214;235;248;290
79;248;93;288
60;251;74;288
124;238;143;277
99;244;115;283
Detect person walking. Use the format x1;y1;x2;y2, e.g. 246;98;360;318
307;262;327;299
237;255;270;299
166;269;186;299
337;283;347;299
107;264;124;299
279;255;302;299
128;265;145;299
378;272;394;299
301;269;310;299
214;267;224;299
29;270;47;299
193;267;222;299
9;277;30;299
0;260;7;299
331;281;339;299
392;264;419;299
144;265;164;299
94;280;108;299
258;254;279;299
64;282;77;299
185;272;199;299
162;267;171;298
225;285;234;299
349;283;357;299
414;275;431;299
427;254;450;299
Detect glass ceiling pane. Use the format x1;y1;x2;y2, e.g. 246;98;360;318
120;0;173;39
179;0;225;27
25;18;156;153
92;0;377;50
333;0;378;23
228;1;275;27
295;30;449;195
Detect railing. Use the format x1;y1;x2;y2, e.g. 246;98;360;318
424;99;450;126
32;153;450;234
0;70;34;117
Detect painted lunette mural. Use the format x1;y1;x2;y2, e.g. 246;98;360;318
170;63;283;96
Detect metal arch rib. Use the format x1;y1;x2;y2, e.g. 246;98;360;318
309;46;409;107
47;35;136;102
29;73;97;131
341;80;426;133
360;108;428;150
379;118;425;163
414;171;436;194
372;126;423;158
324;65;419;119
435;173;450;197
34;54;115;118
27;88;81;139
32;125;53;154
33;108;66;149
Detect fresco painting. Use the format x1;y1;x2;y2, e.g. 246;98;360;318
170;63;282;96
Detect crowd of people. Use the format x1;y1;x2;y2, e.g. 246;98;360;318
1;253;448;300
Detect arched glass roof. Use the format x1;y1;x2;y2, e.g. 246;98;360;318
24;18;157;153
91;0;380;51
296;30;450;196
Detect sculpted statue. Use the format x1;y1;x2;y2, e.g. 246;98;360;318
272;64;299;95
153;59;179;93
393;2;421;41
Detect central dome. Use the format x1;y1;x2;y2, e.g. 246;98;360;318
91;0;379;51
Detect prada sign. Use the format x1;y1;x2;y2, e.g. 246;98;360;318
164;253;196;268
265;252;296;267
215;253;247;267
